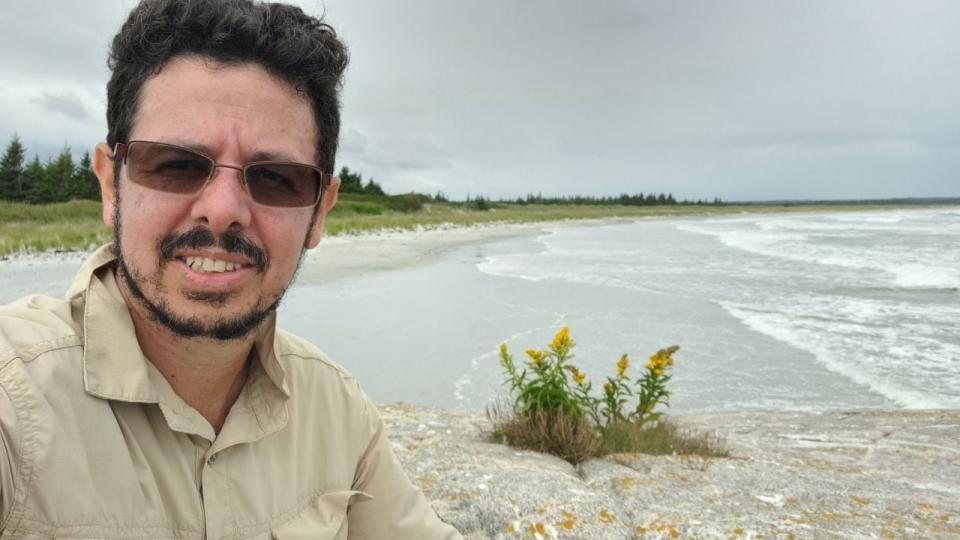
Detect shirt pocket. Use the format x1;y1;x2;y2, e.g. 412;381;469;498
271;490;372;540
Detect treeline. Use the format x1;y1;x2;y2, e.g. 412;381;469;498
0;136;100;204
485;193;724;207
2;135;725;208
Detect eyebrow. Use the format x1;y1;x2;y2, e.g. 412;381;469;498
162;139;308;164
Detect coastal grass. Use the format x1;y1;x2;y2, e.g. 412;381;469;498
598;418;729;458
0;196;949;257
0;200;110;256
324;199;723;237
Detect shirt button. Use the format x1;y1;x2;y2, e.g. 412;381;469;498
207;454;218;465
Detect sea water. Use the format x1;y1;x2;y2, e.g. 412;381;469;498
474;207;960;412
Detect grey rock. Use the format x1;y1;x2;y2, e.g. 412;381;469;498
380;405;960;539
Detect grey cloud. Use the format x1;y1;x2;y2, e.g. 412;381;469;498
31;92;91;122
338;127;368;154
2;0;958;201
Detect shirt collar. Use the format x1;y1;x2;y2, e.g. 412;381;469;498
73;244;291;411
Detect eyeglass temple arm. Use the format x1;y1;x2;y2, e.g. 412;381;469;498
110;142;129;163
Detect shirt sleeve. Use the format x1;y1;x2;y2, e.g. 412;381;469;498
346;403;463;540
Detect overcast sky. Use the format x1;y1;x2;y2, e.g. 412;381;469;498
1;1;958;201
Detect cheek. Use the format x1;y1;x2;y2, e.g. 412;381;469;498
118;197;182;252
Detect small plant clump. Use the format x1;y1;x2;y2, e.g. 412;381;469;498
490;327;727;464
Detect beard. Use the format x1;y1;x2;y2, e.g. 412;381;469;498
111;193;309;341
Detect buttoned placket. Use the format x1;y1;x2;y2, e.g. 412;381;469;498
199;447;227;540
186;365;289;540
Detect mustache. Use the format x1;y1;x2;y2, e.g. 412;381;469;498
158;227;268;271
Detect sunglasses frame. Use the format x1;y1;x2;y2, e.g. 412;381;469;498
111;140;333;208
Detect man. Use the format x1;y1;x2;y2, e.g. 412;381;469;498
0;1;462;538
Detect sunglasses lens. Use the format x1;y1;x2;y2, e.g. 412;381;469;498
245;163;320;208
126;142;212;194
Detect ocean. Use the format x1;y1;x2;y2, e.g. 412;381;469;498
473;207;960;412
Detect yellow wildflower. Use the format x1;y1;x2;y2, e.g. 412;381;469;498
571;367;587;386
550;326;575;351
499;343;508;356
616;354;629;378
526;349;546;366
604;382;614;395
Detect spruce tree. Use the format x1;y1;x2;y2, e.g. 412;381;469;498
0;135;27;201
21;155;45;204
363;178;385;196
72;151;100;200
337;166;364;193
42;147;75;203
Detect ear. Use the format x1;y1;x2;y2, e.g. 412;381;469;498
305;175;339;249
93;142;118;229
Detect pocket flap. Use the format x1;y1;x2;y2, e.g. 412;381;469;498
272;490;373;540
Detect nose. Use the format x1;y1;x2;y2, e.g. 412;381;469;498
188;165;253;234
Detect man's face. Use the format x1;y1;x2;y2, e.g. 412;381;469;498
95;56;335;340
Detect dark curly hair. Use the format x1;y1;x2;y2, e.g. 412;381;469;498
106;0;349;174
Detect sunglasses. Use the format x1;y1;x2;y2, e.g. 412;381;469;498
111;140;332;208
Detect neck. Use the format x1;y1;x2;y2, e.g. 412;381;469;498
118;278;256;434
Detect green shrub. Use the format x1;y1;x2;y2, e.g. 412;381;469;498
384;193;430;213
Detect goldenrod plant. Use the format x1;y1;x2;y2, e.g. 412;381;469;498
634;346;678;426
498;327;586;420
494;327;725;463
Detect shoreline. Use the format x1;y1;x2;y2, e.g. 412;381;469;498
6;202;955;264
299;220;559;286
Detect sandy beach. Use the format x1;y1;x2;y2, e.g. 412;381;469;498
300;220;587;285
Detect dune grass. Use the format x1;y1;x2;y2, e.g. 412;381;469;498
0;197;739;257
0;200;110;256
0;195;944;257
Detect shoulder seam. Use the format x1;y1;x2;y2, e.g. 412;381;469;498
277;351;356;381
5;336;83;365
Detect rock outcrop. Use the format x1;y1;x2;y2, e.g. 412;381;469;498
380;405;960;539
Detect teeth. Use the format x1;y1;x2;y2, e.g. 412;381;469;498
184;256;242;273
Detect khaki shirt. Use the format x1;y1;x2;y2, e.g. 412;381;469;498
0;245;462;540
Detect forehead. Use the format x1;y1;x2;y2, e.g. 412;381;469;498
130;56;319;162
